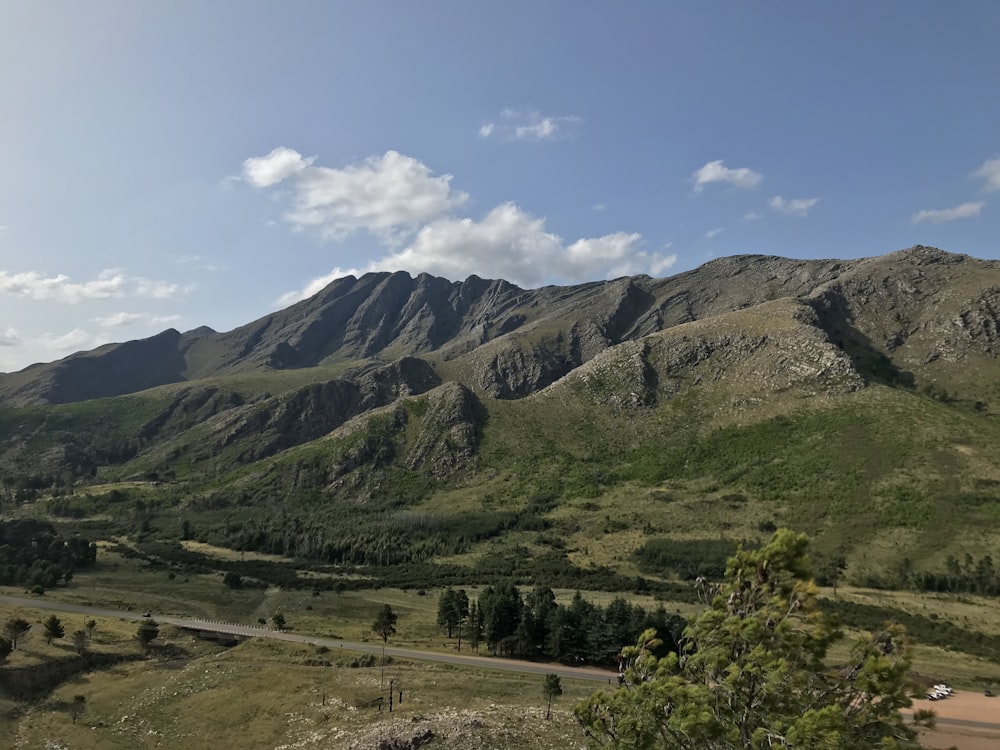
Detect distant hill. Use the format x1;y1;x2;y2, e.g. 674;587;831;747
1;245;998;585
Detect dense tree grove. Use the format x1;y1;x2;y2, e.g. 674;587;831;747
439;584;686;667
436;587;469;638
575;530;933;750
909;552;998;595
215;507;544;567
0;520;97;590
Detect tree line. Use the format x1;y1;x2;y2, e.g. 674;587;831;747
437;584;686;667
0;519;97;591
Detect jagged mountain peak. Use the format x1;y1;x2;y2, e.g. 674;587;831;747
0;247;997;406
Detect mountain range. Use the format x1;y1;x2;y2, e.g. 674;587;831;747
1;245;998;582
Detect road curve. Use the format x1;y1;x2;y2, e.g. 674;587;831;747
0;594;616;684
3;593;998;734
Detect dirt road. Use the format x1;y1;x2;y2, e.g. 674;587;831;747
3;592;998;747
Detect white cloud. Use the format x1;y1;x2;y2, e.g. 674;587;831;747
0;328;19;346
649;253;679;276
176;254;224;272
973;157;1000;191
744;211;763;220
247;150;468;244
93;312;182;328
692;160;762;192
241;146;315;187
274;269;354;307
275;203;674;302
0;269;180;303
705;228;724;239
134;277;182;299
516;118;558;140
911;202;984;224
592;203;607;212
38;328;92;352
479;109;581;142
769;196;819;216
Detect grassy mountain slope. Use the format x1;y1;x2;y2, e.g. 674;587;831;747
0;247;998;586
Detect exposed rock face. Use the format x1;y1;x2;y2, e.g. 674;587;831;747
137;386;247;443
1;247;998;407
200;358;441;463
404;382;484;474
557;298;864;412
806;246;1000;387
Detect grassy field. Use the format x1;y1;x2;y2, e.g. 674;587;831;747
3;550;1000;749
0;601;598;750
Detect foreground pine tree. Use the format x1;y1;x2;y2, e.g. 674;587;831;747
576;530;934;749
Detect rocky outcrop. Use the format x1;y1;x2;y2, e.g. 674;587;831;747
201;358;440;463
555;298;865;411
1;247;999;409
404;382;485;474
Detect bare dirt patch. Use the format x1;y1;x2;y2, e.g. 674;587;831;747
912;690;1000;750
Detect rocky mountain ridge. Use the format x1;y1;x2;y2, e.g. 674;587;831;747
2;246;996;409
2;246;1000;579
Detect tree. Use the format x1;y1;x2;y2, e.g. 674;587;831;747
0;636;11;662
816;550;848;597
372;604;398;644
467;601;483;654
71;629;89;655
372;604;398;687
575;530;934;749
543;673;563;720
222;571;243;589
44;614;65;644
3;616;31;650
69;694;86;724
437;588;469;638
136;619;159;654
478;581;522;653
271;612;286;631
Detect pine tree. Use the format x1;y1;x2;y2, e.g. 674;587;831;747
44;614;65;644
576;530;934;749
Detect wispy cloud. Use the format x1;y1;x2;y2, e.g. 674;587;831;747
592;203;607;212
478;109;581;142
93;312;182;328
0;269;180;303
705;228;724;239
176;254;224;272
275;202;675;304
769;196;819;216
973;157;1000;192
38;328;93;352
911;201;984;224
692;160;762;192
744;211;762;221
0;328;19;347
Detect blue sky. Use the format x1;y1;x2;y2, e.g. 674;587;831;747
2;1;999;372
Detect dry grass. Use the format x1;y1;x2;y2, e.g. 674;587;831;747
179;540;292;564
6;634;597;750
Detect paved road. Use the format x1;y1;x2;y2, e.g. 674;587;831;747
2;593;998;735
0;594;617;684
